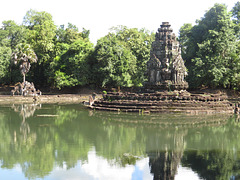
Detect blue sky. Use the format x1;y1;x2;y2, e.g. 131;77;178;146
0;0;239;44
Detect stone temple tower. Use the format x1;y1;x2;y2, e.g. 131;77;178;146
146;22;188;90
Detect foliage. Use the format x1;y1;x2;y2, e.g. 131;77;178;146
0;20;27;84
232;1;240;24
179;3;240;89
55;23;90;44
92;26;154;87
0;20;26;48
23;9;56;60
112;26;154;86
12;43;37;82
0;46;11;83
23;9;56;85
0;9;153;89
93;34;137;87
178;23;194;65
50;38;94;89
2;4;240;90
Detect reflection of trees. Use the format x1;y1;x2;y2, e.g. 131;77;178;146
74;110;147;167
91;111;240;180
0;105;148;179
182;150;240;180
53;107;91;169
1;105;240;180
11;105;94;178
181;116;240;180
12;103;41;142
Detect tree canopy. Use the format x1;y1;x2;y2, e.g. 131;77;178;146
1;3;240;90
12;43;37;82
91;26;154;87
179;3;240;89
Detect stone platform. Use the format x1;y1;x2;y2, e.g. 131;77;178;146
90;91;235;114
90;22;236;114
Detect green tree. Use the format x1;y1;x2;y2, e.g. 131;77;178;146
112;26;154;86
50;38;93;89
55;23;90;45
178;23;194;66
0;20;26;48
23;9;56;86
91;26;153;88
0;20;27;84
12;43;37;82
23;9;56;63
49;23;93;89
93;34;137;87
0;46;11;83
179;4;240;89
232;1;240;24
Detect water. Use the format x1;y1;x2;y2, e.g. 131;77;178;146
0;103;239;180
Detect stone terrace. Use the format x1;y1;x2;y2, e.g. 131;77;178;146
91;91;234;114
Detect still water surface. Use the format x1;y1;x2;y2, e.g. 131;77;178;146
0;103;239;180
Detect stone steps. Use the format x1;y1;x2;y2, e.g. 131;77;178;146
93;104;233;111
92;106;233;114
92;102;233;114
90;91;235;114
93;100;232;110
104;94;226;102
94;100;231;107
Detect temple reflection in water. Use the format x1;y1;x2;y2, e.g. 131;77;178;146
0;104;239;179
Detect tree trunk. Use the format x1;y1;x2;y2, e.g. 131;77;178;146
23;74;25;83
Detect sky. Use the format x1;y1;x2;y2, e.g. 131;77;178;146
0;0;239;44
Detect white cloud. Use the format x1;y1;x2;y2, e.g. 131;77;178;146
175;165;202;180
81;149;134;180
47;148;153;180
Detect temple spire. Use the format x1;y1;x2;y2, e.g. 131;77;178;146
146;22;188;90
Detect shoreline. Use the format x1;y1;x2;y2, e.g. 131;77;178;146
0;92;238;115
0;94;102;105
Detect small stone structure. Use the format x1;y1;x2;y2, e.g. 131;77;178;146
146;22;188;90
11;81;41;97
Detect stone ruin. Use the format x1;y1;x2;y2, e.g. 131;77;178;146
11;81;41;96
146;22;188;90
87;22;235;114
